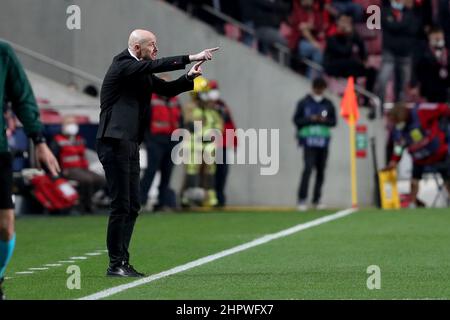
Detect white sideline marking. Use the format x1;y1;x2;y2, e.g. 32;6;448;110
85;252;102;256
11;251;107;279
79;208;357;300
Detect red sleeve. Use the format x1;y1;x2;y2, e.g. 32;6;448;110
417;103;450;126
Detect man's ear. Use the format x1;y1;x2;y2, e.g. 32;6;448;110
134;44;141;57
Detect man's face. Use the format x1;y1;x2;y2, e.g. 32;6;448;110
313;87;325;96
337;16;353;34
138;35;158;61
391;107;409;127
301;0;313;9
392;0;405;5
429;32;445;48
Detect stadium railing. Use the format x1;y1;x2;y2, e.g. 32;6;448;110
0;38;103;86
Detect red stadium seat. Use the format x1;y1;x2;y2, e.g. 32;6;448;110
40;108;63;125
73;115;91;124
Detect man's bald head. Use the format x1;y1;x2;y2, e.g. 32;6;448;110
128;29;158;61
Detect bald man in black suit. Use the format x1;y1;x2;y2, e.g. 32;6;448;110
97;29;218;277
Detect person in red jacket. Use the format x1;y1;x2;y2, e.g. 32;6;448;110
386;102;450;207
288;0;333;78
52;116;106;213
140;74;183;211
208;80;238;208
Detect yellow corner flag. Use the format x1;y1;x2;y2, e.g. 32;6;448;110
340;77;359;208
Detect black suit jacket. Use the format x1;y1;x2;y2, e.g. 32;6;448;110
97;49;194;143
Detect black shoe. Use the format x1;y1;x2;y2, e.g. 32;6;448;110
106;265;140;278
0;277;5;301
124;264;145;277
416;198;426;208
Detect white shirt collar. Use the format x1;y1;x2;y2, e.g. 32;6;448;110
128;48;140;61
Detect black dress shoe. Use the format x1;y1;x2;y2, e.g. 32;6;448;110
106;265;139;278
124;264;145;277
0;277;5;300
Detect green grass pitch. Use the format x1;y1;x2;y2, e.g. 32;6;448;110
4;208;450;300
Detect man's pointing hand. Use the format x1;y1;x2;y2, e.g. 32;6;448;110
189;47;220;62
187;61;204;79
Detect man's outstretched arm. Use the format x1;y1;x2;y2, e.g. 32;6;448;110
152;61;205;97
120;48;219;77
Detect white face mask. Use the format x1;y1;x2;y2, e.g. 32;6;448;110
312;94;324;103
208;89;220;101
198;92;209;102
391;1;404;10
63;123;79;136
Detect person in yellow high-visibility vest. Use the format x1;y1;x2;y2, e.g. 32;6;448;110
182;77;224;207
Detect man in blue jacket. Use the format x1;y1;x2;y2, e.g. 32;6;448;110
293;78;337;211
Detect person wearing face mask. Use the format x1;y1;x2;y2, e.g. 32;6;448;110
374;0;421;106
410;27;450;103
386;102;450;207
293;78;337;211
208;80;238;208
139;74;183;211
181;77;224;208
323;14;378;114
288;0;332;79
52;116;106;214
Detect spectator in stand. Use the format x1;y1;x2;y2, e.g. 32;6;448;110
139;74;184;211
288;0;333;78
409;0;433;35
325;0;365;23
165;0;241;28
239;0;291;57
437;0;450;50
52;116;106;213
323;14;377;106
374;0;421;106
208;80;238;208
410;26;450;103
293;78;337;211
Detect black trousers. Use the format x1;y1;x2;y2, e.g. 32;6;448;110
298;147;329;204
96;138;140;267
324;60;377;94
139;139;176;207
0;152;14;210
215;147;229;207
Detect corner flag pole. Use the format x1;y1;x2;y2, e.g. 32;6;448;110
349;113;358;208
340;77;359;208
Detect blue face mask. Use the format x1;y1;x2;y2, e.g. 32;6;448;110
391;1;404;10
